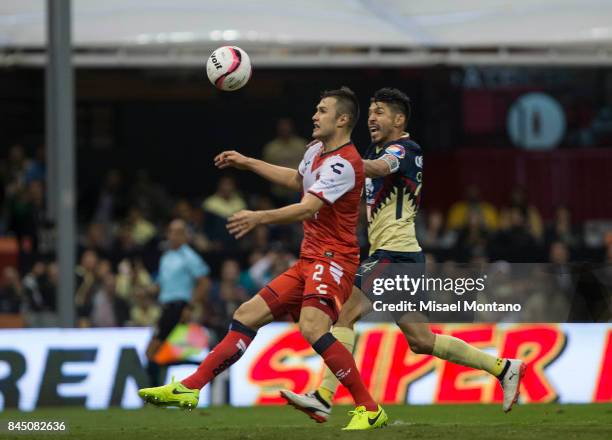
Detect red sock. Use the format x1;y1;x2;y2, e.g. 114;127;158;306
181;320;256;390
313;333;377;411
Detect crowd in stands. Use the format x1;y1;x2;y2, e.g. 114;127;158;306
1;126;612;330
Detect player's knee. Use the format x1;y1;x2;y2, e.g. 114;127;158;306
232;295;273;330
403;331;434;355
298;318;326;344
336;302;363;329
233;301;258;328
335;313;357;329
233;303;248;322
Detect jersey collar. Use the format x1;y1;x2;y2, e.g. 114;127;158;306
319;141;353;158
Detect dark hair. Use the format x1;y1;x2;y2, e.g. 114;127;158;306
371;88;411;127
320;86;360;130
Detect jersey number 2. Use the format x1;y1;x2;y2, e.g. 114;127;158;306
313;264;328;294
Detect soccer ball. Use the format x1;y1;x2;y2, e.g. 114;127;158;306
206;46;252;91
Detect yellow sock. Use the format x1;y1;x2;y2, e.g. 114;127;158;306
317;386;334;404
317;326;356;402
432;334;505;377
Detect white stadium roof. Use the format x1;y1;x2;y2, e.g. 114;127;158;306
1;0;612;66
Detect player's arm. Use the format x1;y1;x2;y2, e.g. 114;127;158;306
214;150;302;191
192;275;210;304
227;193;323;239
363;154;398;178
260;193;323;224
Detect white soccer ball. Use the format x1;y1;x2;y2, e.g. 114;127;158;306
206;46;252;91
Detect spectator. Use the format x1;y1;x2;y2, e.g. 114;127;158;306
548;241;575;301
22;262;49;313
446;185;498;231
129;286;161;327
549;241;571;265
205;259;250;337
488;208;539;262
419;210;456;250
263;118;307;169
215;259;250;310
129;169;172;223
509;186;543;241
1;144;29;189
116;258;153;300
75;250;99;325
109;222;139;266
248;250;278;289
23;261;57;327
454;211;489;261
239;251;265;295
127;207;157;246
248;248;295;290
202;176;246;219
545;205;581;250
3;141;611;331
0;266;22;313
4;179;48;268
96;259;113;280
76;258;115;327
262;118;307;202
241;225;270;254
80;222;111;259
90;273;130;327
43;262;58;309
24;145;45;184
173;199;216;252
92;169;126;226
202;176;247;246
173;199;197;233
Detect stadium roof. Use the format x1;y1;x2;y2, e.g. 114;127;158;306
1;0;612;67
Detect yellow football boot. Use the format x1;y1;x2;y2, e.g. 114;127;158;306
342;405;388;430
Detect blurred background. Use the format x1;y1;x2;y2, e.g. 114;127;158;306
0;0;611;409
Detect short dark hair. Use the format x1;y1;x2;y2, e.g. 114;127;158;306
320;86;360;130
371;88;411;126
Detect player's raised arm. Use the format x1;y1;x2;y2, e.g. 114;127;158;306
363;157;395;178
214;150;302;191
226;193;323;239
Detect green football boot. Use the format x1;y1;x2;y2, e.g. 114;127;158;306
342;405;388;430
138;377;199;410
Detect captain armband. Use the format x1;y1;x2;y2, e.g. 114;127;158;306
380;154;400;173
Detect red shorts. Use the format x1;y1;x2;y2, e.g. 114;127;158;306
259;257;357;323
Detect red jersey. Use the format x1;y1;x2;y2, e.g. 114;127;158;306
297;141;364;266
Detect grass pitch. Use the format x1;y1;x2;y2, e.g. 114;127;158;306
1;403;611;440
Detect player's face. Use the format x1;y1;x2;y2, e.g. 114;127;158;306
167;221;187;248
312;97;339;140
368;101;397;144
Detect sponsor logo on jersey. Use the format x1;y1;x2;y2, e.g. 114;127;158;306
385;144;405;159
330;162;345;174
415;155;423;168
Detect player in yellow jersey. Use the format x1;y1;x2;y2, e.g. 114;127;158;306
281;88;525;422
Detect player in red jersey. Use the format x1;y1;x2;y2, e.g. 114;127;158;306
138;87;387;430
